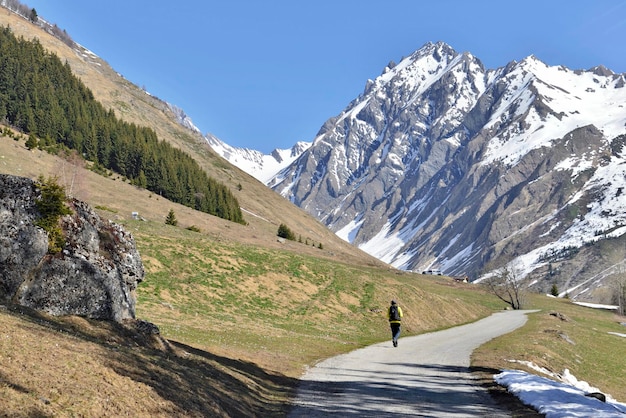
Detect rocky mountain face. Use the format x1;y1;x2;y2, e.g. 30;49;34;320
0;174;144;321
268;42;626;302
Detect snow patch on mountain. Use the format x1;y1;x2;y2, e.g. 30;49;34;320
166;40;625;301
168;104;202;134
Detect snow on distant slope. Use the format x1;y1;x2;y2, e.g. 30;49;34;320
205;133;311;184
165;102;311;183
166;41;626;302
168;104;202;134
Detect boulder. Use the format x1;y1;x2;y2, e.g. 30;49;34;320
585;392;607;403
0;174;144;322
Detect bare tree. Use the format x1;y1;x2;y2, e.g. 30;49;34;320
483;267;527;310
618;278;625;316
54;150;87;199
611;265;626;316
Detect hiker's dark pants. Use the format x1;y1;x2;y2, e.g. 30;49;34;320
390;323;401;342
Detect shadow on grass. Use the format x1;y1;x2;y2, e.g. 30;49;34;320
106;339;297;417
4;304;297;417
0;371;30;394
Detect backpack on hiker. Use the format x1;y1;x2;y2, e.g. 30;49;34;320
389;304;400;321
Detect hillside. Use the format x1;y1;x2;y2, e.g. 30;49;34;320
0;9;380;269
1;7;625;417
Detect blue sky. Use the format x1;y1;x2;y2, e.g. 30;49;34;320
27;1;626;153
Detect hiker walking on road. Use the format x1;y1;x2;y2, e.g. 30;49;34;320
388;300;403;347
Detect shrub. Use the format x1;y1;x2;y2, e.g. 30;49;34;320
25;135;38;150
277;223;296;241
550;283;559;297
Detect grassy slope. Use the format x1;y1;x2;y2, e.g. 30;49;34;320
0;8;624;416
473;296;626;401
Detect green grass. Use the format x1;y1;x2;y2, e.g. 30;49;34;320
126;218;496;376
128;218;626;400
9;12;623;414
472;295;626;400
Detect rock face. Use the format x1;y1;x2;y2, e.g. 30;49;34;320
0;174;144;322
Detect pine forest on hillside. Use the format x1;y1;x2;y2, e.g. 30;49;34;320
0;25;244;224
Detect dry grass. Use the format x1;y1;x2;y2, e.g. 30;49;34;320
0;9;378;271
129;217;497;377
0;242;501;417
0;305;296;417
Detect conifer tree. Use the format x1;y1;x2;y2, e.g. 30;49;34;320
29;8;38;23
25;134;37;150
35;176;71;253
277;223;296;241
550;283;559;297
165;209;178;226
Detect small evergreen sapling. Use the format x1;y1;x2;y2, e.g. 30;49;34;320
35;176;71;253
165;209;178;226
550;283;559;297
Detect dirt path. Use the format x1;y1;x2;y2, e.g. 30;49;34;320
288;310;535;417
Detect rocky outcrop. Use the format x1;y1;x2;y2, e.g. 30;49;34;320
0;174;144;322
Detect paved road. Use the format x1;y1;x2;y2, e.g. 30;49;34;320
288;310;535;417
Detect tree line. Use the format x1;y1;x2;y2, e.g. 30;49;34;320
0;25;244;224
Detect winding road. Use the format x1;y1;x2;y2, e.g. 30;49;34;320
288;310;535;417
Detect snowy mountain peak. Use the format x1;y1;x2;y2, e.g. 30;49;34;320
481;56;626;167
411;41;457;61
268;41;626;303
589;64;614;76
